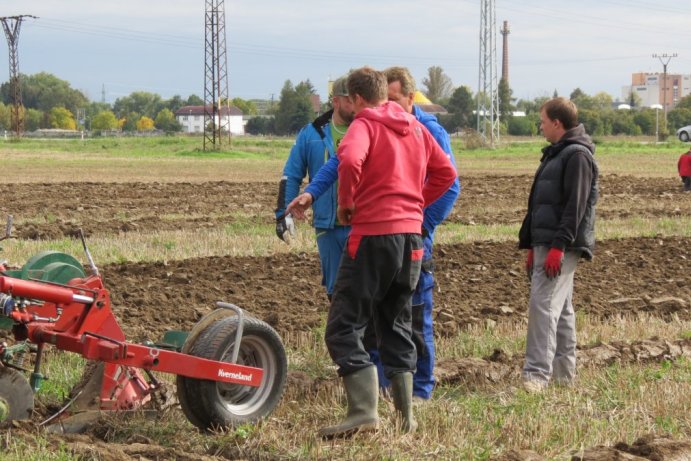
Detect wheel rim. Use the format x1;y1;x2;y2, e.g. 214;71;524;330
215;335;277;416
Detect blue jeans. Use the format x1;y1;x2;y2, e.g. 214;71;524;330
315;226;350;296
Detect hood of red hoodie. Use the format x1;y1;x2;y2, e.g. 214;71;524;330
355;101;414;136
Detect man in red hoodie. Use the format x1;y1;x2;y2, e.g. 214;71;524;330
317;67;457;439
678;149;691;192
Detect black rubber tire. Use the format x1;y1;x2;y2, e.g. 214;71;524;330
680;131;690;142
176;318;230;430
177;315;287;431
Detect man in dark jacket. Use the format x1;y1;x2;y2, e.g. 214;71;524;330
518;97;599;393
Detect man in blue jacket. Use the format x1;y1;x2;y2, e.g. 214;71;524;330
288;66;460;401
275;76;354;300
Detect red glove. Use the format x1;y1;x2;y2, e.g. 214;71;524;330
525;249;534;279
543;248;564;279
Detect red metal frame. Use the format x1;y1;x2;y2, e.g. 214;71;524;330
0;274;264;410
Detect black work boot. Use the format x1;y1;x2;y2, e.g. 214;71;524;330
391;372;418;433
318;366;379;439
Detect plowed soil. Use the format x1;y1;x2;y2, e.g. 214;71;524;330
1;175;688;239
102;237;691;344
2;174;690;461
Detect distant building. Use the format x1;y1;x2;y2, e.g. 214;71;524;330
175;105;245;135
622;72;691;110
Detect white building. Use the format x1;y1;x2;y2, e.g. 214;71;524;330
175;105;245;135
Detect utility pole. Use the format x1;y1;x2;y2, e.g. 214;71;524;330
0;15;37;138
204;0;231;151
652;52;677;132
477;0;499;146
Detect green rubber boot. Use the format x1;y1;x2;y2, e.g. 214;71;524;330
391;372;418;433
318;366;379;439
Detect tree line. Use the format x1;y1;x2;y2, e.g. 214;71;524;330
3;69;691;138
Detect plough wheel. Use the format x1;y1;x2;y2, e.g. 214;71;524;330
0;367;34;422
177;315;287;431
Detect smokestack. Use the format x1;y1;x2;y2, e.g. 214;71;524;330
500;20;510;84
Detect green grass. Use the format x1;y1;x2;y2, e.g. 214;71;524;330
2;135;688;181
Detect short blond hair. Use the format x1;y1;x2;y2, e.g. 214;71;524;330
384;66;416;95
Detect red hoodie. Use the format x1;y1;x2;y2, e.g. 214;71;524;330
337;101;457;236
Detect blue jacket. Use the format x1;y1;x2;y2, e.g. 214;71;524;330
305;105;461;242
276;110;340;229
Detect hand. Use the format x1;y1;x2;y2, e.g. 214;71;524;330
286;193;313;220
275;213;296;243
525;249;534;280
543;248;564;279
337;206;354;225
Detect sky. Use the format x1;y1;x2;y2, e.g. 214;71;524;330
3;0;691;105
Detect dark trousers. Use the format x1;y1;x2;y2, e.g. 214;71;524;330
683;176;691;191
325;233;423;378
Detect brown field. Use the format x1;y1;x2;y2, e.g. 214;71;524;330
1;158;690;459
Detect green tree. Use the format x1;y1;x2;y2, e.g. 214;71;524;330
25;108;43;131
91;110;119;131
274;80;313;135
508;114;539;136
443;85;474;132
422;66;453;103
627;90;643;108
232;97;257;116
0;72;88;113
245;116;275;135
84;102;110;130
119;112;140;132
675;94;691;110
113;92;163;119
186;94;204;106
667;107;691;131
498;78;513;121
611;110;638;135
0;102;10;131
164;95;185;113
49;106;76;130
633;110;656;135
154;108;181;132
579;109;606;136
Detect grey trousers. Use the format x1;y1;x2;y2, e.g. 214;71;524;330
522;246;581;385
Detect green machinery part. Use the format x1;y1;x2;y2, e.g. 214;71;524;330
5;251;86;284
0;251;86;331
